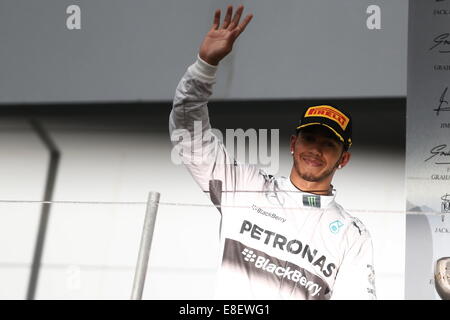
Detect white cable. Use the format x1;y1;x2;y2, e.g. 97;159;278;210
0;198;444;216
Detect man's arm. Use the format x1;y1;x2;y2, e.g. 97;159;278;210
169;6;260;196
330;223;377;300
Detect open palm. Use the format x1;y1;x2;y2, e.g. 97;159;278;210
199;5;253;66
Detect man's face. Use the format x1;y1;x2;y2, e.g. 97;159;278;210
290;126;349;183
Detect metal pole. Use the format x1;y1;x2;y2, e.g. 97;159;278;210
27;119;60;300
131;191;160;300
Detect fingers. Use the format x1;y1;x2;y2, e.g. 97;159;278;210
227;5;244;30
221;5;233;29
214;5;253;35
211;9;220;30
234;14;253;38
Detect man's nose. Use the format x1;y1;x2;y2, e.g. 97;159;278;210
307;142;323;155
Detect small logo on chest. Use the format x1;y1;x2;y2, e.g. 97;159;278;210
303;195;321;208
242;248;257;262
329;220;344;234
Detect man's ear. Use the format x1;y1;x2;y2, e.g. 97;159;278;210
290;134;297;153
338;151;351;168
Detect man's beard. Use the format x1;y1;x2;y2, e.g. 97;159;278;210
294;156;339;182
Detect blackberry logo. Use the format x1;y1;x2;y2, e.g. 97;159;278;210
239;248;323;297
242;248;256;262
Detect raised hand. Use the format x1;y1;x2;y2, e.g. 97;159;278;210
199;5;253;66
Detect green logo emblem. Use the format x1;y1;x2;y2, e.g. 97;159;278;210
303;195;320;208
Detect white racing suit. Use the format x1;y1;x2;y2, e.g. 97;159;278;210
169;55;376;300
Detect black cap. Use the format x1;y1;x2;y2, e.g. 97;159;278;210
296;105;352;148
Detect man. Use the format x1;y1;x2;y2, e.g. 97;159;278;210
169;5;376;300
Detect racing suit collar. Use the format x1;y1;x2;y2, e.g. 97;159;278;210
282;176;336;209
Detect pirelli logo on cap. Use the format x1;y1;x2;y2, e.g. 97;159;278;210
304;105;350;130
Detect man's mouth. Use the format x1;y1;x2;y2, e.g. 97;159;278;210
302;156;324;167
